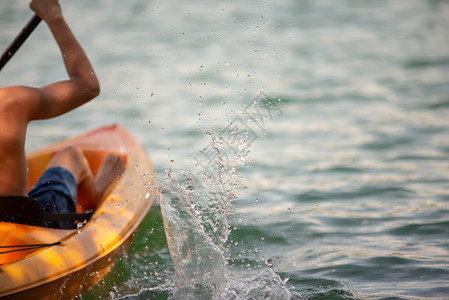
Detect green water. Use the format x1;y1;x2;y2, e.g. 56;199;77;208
1;0;449;299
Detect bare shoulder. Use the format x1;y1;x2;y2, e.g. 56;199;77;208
0;86;36;134
0;85;43;120
0;85;42;104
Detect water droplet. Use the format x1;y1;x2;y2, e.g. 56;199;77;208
267;258;274;268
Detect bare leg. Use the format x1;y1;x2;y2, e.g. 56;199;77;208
46;146;124;211
93;153;125;198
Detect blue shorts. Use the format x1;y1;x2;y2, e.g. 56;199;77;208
28;166;77;229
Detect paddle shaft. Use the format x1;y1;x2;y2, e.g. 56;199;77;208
0;14;42;71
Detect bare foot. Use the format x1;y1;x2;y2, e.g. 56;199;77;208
95;154;125;197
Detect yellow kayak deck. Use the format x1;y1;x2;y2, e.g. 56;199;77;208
0;125;158;299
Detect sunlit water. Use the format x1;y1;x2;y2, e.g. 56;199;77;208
1;0;449;299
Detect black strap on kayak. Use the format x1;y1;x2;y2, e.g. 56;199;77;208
0;196;93;227
43;212;93;223
0;242;61;255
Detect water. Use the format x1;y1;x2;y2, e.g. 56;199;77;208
1;0;449;299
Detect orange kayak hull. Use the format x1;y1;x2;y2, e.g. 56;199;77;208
0;125;158;299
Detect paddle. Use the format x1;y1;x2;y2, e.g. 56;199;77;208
0;14;42;71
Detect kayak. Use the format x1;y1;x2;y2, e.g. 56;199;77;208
0;125;158;299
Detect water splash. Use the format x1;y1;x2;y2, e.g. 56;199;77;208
158;173;303;299
155;130;303;299
219;268;304;300
160;174;230;299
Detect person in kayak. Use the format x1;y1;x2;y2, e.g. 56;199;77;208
0;0;124;228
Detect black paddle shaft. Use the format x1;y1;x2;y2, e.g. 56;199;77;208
0;14;42;71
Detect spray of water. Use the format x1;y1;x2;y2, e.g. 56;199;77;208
159;131;239;299
156;128;303;299
160;174;229;299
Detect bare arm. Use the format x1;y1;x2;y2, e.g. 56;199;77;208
24;0;100;120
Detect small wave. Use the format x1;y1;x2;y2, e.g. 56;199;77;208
296;185;413;202
404;56;449;69
387;220;449;236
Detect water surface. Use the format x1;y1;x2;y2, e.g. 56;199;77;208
1;0;449;299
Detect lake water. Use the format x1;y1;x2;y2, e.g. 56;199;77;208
1;0;449;299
